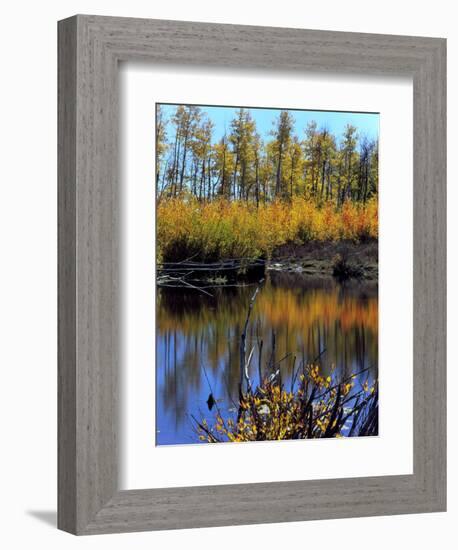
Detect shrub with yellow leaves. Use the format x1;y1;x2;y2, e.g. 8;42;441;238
194;363;378;443
157;197;378;263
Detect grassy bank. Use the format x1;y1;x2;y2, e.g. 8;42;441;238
157;197;378;264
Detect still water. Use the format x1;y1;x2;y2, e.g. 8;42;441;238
156;272;378;445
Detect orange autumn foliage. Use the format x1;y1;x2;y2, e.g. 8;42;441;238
157;197;378;262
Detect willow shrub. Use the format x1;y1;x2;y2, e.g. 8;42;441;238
194;363;379;442
157;197;378;263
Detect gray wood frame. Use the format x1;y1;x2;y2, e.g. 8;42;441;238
58;14;446;535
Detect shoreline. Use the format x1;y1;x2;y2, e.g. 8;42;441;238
269;239;378;280
157;239;378;288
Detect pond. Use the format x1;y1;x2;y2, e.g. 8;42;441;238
156;271;378;445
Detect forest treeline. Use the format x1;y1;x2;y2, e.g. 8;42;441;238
156;105;379;206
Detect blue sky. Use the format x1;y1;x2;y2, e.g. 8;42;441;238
159;103;379;146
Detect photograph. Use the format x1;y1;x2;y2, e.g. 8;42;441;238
155;103;379;445
0;2;448;543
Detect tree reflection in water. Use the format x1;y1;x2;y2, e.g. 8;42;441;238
156;272;378;445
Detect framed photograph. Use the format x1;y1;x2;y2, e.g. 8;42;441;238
58;15;446;535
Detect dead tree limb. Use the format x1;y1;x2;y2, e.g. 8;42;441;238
239;280;264;392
